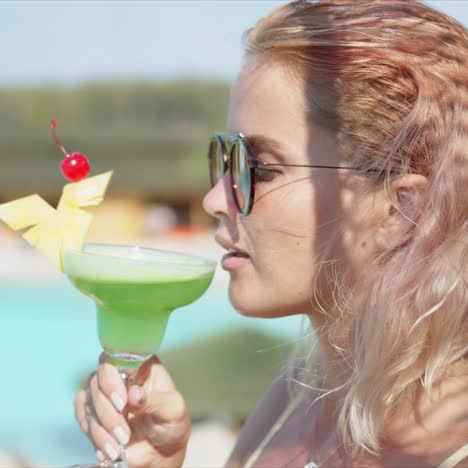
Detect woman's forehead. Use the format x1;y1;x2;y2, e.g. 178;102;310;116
228;58;338;166
228;59;307;137
230;59;306;116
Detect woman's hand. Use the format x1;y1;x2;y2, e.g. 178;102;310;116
74;354;191;468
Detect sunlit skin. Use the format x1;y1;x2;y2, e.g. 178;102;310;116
203;58;381;321
201;58;378;466
203;58;468;467
73;57;468;468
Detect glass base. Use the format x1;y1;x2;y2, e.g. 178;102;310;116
69;462;126;468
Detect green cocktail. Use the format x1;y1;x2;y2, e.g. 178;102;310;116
64;244;217;368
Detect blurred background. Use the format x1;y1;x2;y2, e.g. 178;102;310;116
0;1;466;466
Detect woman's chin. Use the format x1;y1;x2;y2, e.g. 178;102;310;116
228;294;260;317
228;289;267;318
228;288;302;319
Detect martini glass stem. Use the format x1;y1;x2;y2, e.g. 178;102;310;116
102;352;154;468
104;364;138;468
112;371;130;468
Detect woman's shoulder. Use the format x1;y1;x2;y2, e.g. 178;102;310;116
382;366;468;467
225;371;292;467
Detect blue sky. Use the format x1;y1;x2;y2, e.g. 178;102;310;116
1;0;466;85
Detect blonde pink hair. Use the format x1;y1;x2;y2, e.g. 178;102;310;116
244;0;468;453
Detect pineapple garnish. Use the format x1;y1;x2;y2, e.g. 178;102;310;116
0;171;113;270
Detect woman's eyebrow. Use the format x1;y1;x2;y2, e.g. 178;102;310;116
243;134;289;163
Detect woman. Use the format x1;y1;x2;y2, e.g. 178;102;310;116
74;1;468;466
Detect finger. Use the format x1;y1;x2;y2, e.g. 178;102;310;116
128;390;191;452
88;414;122;463
90;374;131;447
128;355;180;416
74;389;89;434
134;354;176;394
83;370;97;390
75;370;97;435
128;386;188;424
98;352;128;413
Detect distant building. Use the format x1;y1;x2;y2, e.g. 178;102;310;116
0;80;229;240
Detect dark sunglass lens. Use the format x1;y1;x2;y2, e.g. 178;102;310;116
209;138;225;187
231;141;251;214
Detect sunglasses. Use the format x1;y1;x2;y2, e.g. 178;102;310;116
208;132;379;217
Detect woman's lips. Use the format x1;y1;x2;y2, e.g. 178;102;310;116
214;234;251;271
221;251;250;271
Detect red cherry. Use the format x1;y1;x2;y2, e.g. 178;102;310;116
51;120;91;182
61;152;91;182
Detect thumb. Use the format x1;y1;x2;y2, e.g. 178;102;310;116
127;355;176;411
127;384;146;410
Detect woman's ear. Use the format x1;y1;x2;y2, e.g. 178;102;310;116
375;174;429;250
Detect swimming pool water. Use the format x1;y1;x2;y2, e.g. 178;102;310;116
0;272;303;466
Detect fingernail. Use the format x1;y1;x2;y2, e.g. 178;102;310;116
96;450;105;462
105;442;119;461
133;385;145;404
113;426;130;446
111;392;125;412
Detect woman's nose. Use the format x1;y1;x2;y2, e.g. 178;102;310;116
202;172;238;220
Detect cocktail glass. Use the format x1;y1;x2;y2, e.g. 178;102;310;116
63;243;217;468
